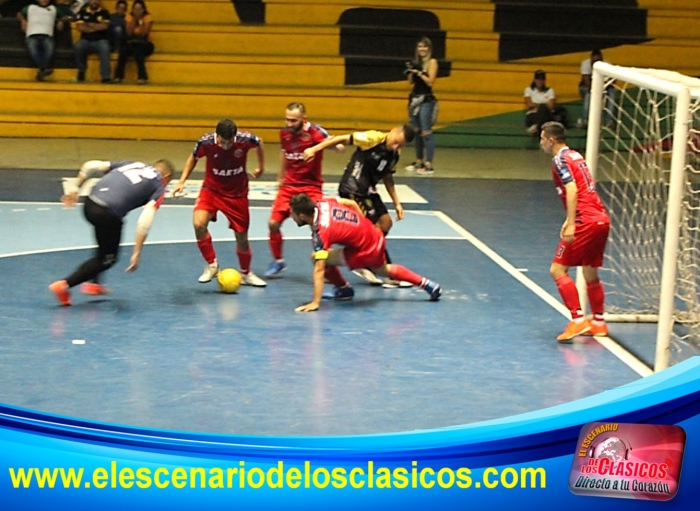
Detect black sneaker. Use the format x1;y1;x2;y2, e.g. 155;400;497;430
101;78;112;84
77;71;85;82
423;279;442;301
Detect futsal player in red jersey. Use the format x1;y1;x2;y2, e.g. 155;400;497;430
264;102;344;277
289;193;441;312
171;118;267;287
540;121;611;341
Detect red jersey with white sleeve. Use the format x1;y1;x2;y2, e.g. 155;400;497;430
551;146;609;223
279;122;330;187
311;198;384;260
193;131;261;198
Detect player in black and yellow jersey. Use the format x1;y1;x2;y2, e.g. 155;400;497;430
303;124;415;286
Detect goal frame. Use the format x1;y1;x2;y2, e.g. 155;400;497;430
585;61;692;372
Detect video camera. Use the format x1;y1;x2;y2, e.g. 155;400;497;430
404;61;423;76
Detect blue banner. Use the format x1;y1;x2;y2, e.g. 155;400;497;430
2;357;699;510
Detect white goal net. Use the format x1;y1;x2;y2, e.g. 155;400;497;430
586;62;700;371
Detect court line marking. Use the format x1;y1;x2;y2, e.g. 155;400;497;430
0;203;653;376
0;202;439;211
0;236;465;260
433;211;653;378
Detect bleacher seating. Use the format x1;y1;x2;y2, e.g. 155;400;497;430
0;0;698;148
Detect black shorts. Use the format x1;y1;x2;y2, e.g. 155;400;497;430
339;191;388;225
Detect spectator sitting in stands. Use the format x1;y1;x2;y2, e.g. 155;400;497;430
577;49;615;129
56;1;77;22
73;0;112;83
108;0;127;52
17;0;65;81
524;70;569;136
114;0;153;84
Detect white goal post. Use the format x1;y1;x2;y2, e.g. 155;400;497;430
585;62;700;372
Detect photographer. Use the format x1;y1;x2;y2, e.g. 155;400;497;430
405;37;439;175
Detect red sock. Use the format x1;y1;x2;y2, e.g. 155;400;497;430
387;264;422;286
269;230;283;260
324;266;348;287
587;278;605;322
196;233;216;264
237;247;252;274
555;275;583;319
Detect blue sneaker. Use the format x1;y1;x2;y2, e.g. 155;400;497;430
264;260;287;277
423;280;441;301
321;285;355;300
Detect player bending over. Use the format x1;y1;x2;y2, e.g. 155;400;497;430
49;159;174;306
289;193;441;312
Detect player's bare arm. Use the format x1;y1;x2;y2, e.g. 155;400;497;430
126;201;158;272
172;154;197;196
383;174;404;221
303;134;352;161
277;150;287;187
249;141;265;179
296;258;326;312
561;181;578;243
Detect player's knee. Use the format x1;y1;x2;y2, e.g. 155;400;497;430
193;221;208;237
549;263;566;280
377;216;392;234
268;219;281;232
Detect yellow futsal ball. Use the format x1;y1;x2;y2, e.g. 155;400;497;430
217;268;242;294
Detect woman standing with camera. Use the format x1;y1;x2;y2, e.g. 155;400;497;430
405;37;438;175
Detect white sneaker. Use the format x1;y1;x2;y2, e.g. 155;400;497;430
382;279;413;289
416;163;434;175
404;161;423;172
352;268;383;285
241;271;267;287
198;263;219;283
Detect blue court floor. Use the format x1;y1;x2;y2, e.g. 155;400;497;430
0;168;672;436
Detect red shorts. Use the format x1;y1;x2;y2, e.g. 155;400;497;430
270;184;323;224
194;187;249;232
553;220;610;267
343;230;387;270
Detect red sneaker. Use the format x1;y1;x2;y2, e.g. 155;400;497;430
49;280;71;306
556;320;591;342
81;282;110;295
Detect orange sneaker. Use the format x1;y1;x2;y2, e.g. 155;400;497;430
81;282;110;295
588;322;609;337
49;280;71;306
556;320;591;342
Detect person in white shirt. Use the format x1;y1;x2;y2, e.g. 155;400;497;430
577;49;615;128
524;70;556;136
17;0;65;81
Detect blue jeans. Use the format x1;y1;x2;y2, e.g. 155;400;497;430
409;100;437;163
74;38;111;80
26;34;54;70
580;84;616;123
